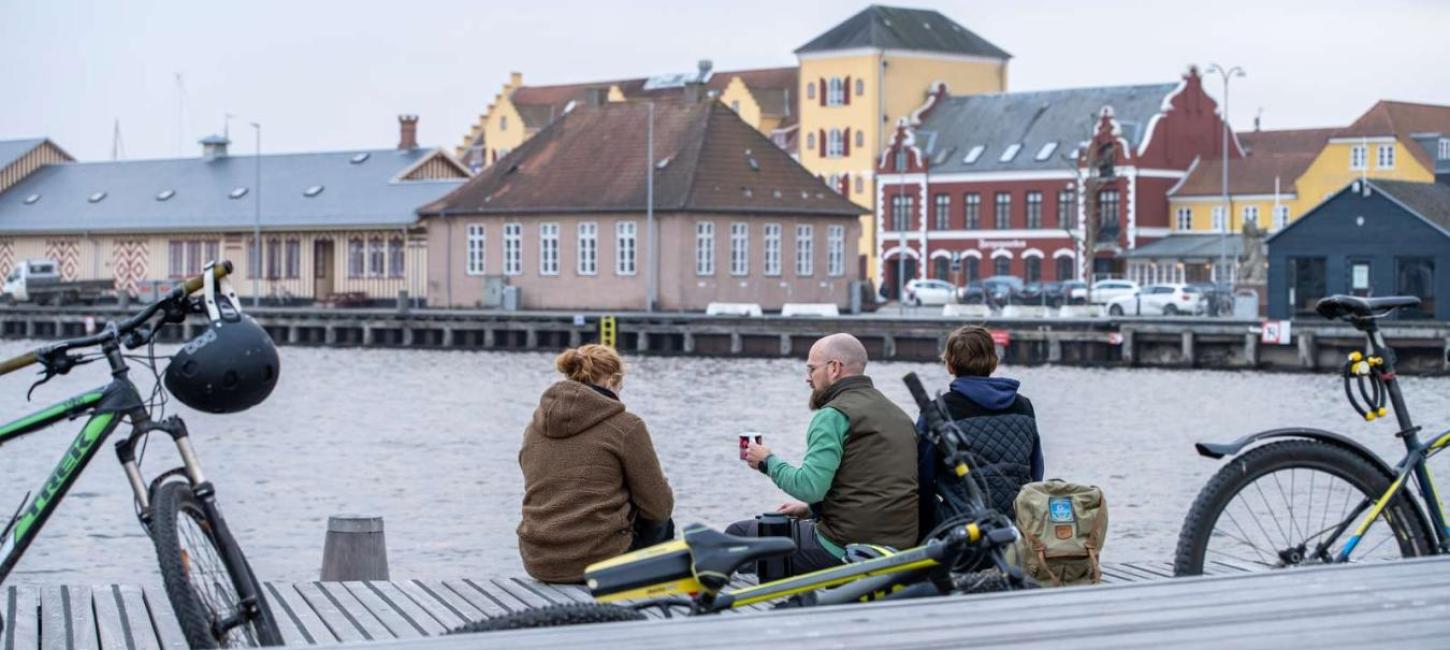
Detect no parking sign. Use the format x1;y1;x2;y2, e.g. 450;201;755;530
1261;320;1293;345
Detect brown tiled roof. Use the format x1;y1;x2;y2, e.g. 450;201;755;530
1171;153;1319;197
420;100;862;217
1238;128;1336;156
1337;100;1450;171
505;68;798;130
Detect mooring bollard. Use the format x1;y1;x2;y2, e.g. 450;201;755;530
320;515;390;581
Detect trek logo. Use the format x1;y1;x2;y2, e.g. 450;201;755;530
181;327;217;355
10;414;113;543
1048;497;1075;523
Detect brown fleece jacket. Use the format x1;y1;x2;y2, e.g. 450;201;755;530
517;380;674;583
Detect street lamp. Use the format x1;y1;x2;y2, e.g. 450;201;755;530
1205;63;1245;311
249;122;262;307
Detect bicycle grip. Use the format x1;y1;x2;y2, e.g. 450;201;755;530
0;351;38;377
903;372;932;411
181;260;233;295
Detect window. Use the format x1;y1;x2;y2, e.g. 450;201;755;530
855;130;864;148
1396;257;1436;319
1025;257;1041;282
894;150;908;171
795;225;814;276
806;132;816;151
1098;190;1119;229
962;145;985;164
764;224;782;276
827;225;845;276
187;241;202;276
466;224;486;275
695;222;715;275
965;257;980;282
854;176;864;194
854;78;864;96
385;236;404;278
999;144;1022;162
499;116;508;131
265;239;281;279
1273;205;1290;230
503;223;522;276
994;257;1010;276
1211;205;1226;232
285;239;301;279
933;258;949;281
1055;256;1074;281
1242;206;1260;228
1026;192;1043;229
890;195;913;231
169;240;218;278
1377;144;1395;169
1288;257;1327;316
730;223;749;276
1057;190;1075;229
1349;259;1373;296
1440;138;1450;160
539;223;560;275
577;222;598;275
1176;207;1193;230
367;236;385;277
615;221;637;275
347;237;365;278
827;77;845;106
1034;142;1058;161
806;82;815;100
994;193;1011;229
964;193;981;229
1350;144;1367;170
933;194;950;230
730;100;740;112
826;129;844;157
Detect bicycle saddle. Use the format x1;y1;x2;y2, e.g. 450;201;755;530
1315;295;1420;321
683;523;796;590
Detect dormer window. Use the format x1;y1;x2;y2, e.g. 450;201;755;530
156;189;176;201
88;191;107;203
999;144;1022;162
962;145;984;164
23;194;40;205
229;187;249;199
1035;142;1058;161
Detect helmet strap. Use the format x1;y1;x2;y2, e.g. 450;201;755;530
201;260;243;323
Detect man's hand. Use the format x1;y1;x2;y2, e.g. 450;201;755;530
745;442;772;470
775;500;811;518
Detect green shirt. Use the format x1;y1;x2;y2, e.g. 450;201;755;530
763;407;849;558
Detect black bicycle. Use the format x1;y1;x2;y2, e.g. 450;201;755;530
0;261;283;648
1176;294;1450;576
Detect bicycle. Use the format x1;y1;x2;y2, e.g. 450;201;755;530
451;372;1031;634
1175;294;1450;576
0;260;284;648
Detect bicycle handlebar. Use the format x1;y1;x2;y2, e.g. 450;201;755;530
0;260;234;378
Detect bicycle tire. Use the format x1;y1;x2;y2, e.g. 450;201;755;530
151;481;284;648
1174;439;1431;577
449;603;647;635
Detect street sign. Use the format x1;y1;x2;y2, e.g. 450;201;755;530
1261;320;1292;345
1107;332;1123;345
990;330;1011;346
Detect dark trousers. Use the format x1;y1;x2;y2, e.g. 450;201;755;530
628;517;675;551
724;518;844;577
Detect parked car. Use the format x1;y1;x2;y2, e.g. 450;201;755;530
982;275;1025;306
1106;283;1205;316
904;278;957;306
1022;281;1070;307
957;281;986;304
1;258;116;306
1060;280;1089;304
1089;279;1140;305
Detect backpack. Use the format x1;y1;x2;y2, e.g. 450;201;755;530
1013;480;1108;587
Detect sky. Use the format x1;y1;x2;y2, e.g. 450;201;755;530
5;0;1449;161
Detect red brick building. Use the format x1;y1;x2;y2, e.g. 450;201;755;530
874;67;1235;296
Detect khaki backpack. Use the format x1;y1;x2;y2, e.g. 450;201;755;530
1013;480;1108;587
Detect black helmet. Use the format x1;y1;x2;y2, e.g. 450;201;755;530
165;313;280;414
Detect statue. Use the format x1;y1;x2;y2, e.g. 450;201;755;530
1238;219;1268;285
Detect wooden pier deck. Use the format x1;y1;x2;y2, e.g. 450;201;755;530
1;561;1199;649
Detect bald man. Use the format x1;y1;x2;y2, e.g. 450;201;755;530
730;333;919;576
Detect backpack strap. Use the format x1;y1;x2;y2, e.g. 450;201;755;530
1022;530;1063;587
1083;495;1108;584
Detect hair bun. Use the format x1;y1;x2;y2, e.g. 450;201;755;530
554;345;624;385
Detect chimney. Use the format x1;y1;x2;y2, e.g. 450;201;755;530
398;114;419;150
509;71;523;88
199;134;230;160
683;81;705;104
696;59;713;82
585;87;609;107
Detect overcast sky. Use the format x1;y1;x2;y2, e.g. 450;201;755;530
6;0;1448;161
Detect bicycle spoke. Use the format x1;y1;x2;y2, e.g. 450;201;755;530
1227;493;1280;561
1251;480;1293;548
1270;471;1305;543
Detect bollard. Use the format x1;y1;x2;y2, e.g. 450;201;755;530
320;515;390;581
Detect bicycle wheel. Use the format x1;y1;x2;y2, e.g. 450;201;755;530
449;603;647;634
151;481;284;648
1175;439;1431;577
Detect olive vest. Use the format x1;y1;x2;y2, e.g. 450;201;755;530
814;376;919;550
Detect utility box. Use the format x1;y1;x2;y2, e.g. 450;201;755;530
483;276;507;308
502;286;521;311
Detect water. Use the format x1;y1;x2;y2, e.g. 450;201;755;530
1;341;1447;585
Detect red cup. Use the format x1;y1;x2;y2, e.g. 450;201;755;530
739;435;750;460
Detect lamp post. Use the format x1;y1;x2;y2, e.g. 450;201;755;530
645;103;656;313
249;122;262;307
1205;64;1245;309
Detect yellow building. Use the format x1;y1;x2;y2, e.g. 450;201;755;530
793;5;1010;280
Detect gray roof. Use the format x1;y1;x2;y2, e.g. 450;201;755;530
0;148;464;234
0;139;46;171
796;5;1010;59
1373;179;1450;233
1122;234;1244;260
913;83;1179;175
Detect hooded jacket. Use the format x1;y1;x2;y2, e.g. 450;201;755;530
517;380;673;582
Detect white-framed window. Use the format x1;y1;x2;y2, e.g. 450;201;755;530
827;77;845;106
806;81;816;100
503;223;522;276
539;223;559;276
1175;207;1192;231
795;224;814;276
367;236;385;277
827;225;845;277
695;222;715;275
1243;205;1260;228
615;221;637;275
854;77;864;96
806;132;816;151
1350;144;1367;171
1211;206;1227;232
855;130;864;148
1440;138;1450;161
577;222;597;275
764;223;782;276
1273;205;1290;230
1377;144;1395;169
500;116;508;131
729;223;749;276
826;129;844;157
465;224;486;275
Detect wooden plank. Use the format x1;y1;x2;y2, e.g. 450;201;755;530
292;582;368;644
357;583;447;636
432;581;507;620
410;581;486;624
337;582;424;639
113;586;160;650
451;580;526;614
313;583;392;642
65;586;98;650
264;583;334;646
475;579;550;610
512;580;591;606
1119;562;1174;579
89;587;129;650
140;586;189;650
5;585;40;650
39;586;68;650
389;581;469;631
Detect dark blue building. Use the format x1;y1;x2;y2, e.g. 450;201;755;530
1268;179;1450;321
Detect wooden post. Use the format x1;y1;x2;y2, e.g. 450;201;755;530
569;329;582;347
1245;333;1260;368
441;327;455;348
730;332;743;354
1047;336;1063;364
682;332;695;354
1181;331;1196;368
525;328;538;349
325;325;337;345
1443;336;1450;373
24;319;35;338
483;328;496;348
287;325;299;345
401;327;414;347
1298;331;1318;370
320;515;389;581
1121;329;1136;366
636;331;650;352
779;334;792;357
882;334;897;359
362;325;374;346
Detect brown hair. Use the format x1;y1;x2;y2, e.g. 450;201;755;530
942;325;997;377
554;344;625;386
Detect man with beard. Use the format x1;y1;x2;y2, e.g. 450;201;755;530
728;333;918;576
